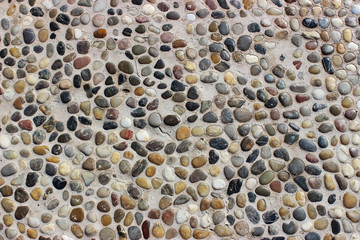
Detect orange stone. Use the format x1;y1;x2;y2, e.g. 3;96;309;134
93;28;107;38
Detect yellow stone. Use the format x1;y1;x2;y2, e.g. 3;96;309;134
211;198;225;209
184;61;196;72
13;80;26;94
151;178;163;189
191;156;206;168
336;43;345;54
145;166;156;177
28;228;38;239
136;177;151;189
175;181;187;194
191;126;205;136
39;58;50;69
101;214;112;226
123;151;134;159
186;24;194;34
197;182;210;197
228;142;239;153
7;5;16;15
148;153;165;165
324;173;335;190
269;137;281;147
224;72;237;86
209;166;220;176
33;145;49;155
10;47;21;58
18;223;25;234
314;217;328;230
295;191;305;206
46;156;60;163
185;74;198;84
283;194;297;207
30;188;42;201
80;101;91;115
152;222;165;238
343;28;352;42
124;212;134;226
59;162;71;175
257;199;267;211
179;224;191;239
38;29;49;42
180;156;190;167
3;214;13;226
279;206;291;220
93;107;104;120
193;229;210;239
110;152;120;164
176;126;190;140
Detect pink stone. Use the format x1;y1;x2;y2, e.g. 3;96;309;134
334;118;347;132
160;32;173;43
118;39;131;50
18;120;33;131
136;15;150;23
74;57;91;69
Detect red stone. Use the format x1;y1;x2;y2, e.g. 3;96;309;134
111;193;119;206
293;61;302;70
148;209;161;219
142;220;150;239
270;180;281;193
18;120;33;131
73;57;91;69
162;209;174;226
173;65;183;79
205;0;217;10
295;94;310;103
334;118;347;132
120;129;133;140
306;153;319;163
172;40;187;48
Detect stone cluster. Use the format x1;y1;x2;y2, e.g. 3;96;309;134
0;0;360;239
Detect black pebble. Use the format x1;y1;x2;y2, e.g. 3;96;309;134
53;176;67;190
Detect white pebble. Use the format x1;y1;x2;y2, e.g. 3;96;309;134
176;209;190;224
40;223;55;234
122;15;133;24
3;90;15;101
328;206;345;218
28;216;41;228
212;179;226;190
120;117;132;128
186;14;196;21
145;88;156;97
301;221;313;232
42;0;53;10
162;167;176;182
245;54;258;64
93;0;106;12
337;146;349;163
188;204;198;213
350;180;360;192
200;214;211;228
312;89;325;100
74;28;82;39
0;134;11;149
246;178;257;190
342;163;354;178
142;4;155;15
136;129;150;142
